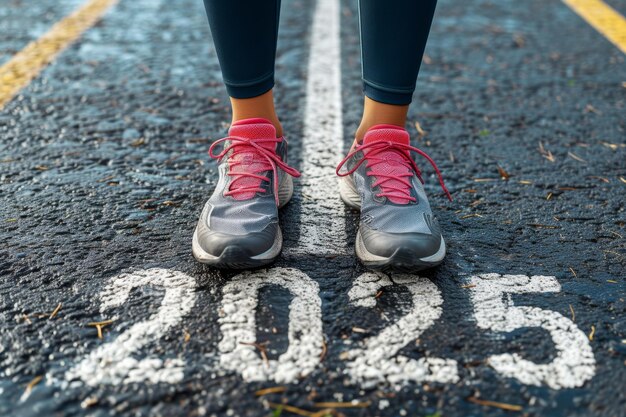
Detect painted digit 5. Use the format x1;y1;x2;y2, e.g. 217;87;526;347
468;274;595;389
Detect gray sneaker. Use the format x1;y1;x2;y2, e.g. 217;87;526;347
192;118;300;268
336;124;452;272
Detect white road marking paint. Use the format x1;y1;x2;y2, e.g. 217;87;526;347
218;267;323;383
289;0;347;256
346;273;459;388
64;268;197;386
56;269;593;389
468;274;596;389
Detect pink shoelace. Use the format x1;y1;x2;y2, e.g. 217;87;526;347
336;141;452;203
209;136;301;205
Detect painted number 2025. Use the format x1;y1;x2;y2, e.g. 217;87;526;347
63;267;595;390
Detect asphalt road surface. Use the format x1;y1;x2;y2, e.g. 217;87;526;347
1;0;625;416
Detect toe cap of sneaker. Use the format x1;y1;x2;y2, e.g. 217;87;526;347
195;220;279;258
359;221;442;259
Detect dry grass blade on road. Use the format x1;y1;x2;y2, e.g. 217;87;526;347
563;0;626;54
0;0;119;109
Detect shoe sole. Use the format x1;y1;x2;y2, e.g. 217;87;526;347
339;176;446;272
192;176;293;269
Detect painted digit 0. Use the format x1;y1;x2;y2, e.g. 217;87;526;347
218;267;323;383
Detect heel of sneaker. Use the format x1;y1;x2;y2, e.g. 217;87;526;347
339;176;361;209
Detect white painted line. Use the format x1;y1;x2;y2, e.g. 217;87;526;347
64;268;197;386
218;267;323;383
468;274;596;389
346;272;459;388
288;0;347;256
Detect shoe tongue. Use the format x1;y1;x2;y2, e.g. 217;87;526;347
362;125;410;147
225;118;277;201
228;118;278;150
362;125;413;205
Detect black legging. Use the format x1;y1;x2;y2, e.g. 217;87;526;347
203;0;437;105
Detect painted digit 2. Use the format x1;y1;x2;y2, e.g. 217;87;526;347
218;267;323;383
345;272;459;388
468;274;595;389
65;268;197;386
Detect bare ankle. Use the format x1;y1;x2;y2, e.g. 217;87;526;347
355;96;409;141
230;90;283;137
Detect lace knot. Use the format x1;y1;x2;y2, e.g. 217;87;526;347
208;135;301;205
336;141;452;203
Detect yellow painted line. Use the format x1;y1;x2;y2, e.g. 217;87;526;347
0;0;119;109
563;0;626;54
